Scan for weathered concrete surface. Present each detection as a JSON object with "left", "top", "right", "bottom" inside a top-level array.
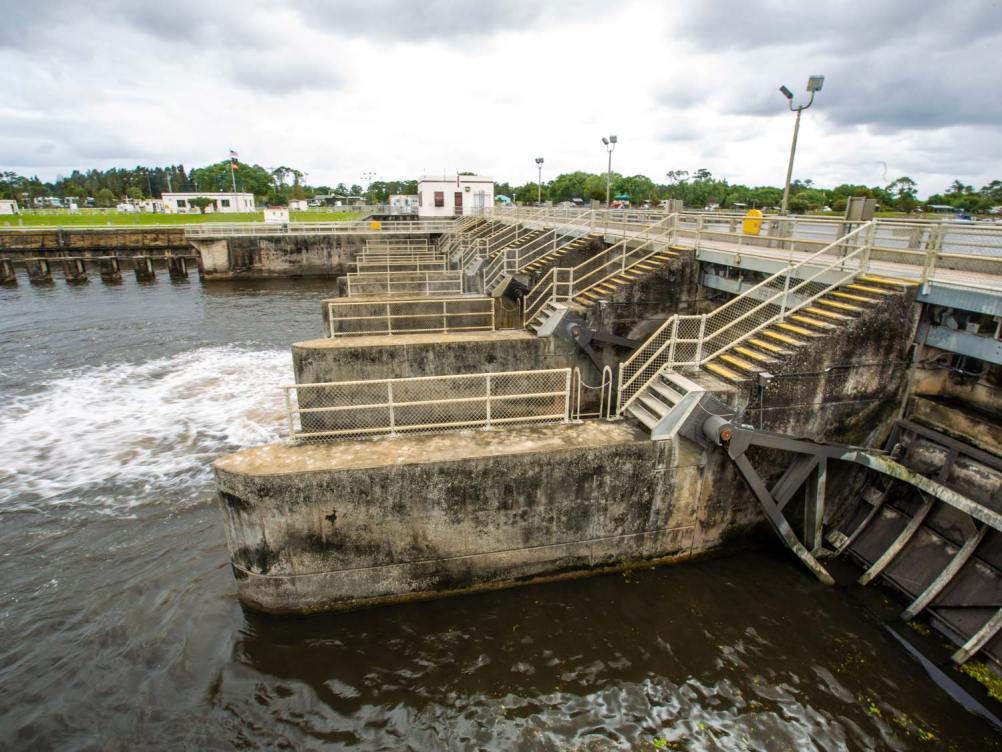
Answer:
[
  {"left": 215, "top": 269, "right": 922, "bottom": 615},
  {"left": 193, "top": 234, "right": 367, "bottom": 279},
  {"left": 584, "top": 251, "right": 698, "bottom": 344},
  {"left": 0, "top": 226, "right": 187, "bottom": 257},
  {"left": 909, "top": 396, "right": 1002, "bottom": 458},
  {"left": 293, "top": 330, "right": 584, "bottom": 384},
  {"left": 215, "top": 421, "right": 709, "bottom": 614}
]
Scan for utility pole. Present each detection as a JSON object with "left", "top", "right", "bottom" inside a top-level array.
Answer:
[
  {"left": 602, "top": 135, "right": 618, "bottom": 206},
  {"left": 535, "top": 157, "right": 544, "bottom": 204},
  {"left": 779, "top": 76, "right": 824, "bottom": 214}
]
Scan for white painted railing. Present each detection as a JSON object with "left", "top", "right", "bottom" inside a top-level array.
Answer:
[
  {"left": 522, "top": 214, "right": 680, "bottom": 324},
  {"left": 355, "top": 260, "right": 447, "bottom": 273},
  {"left": 345, "top": 270, "right": 464, "bottom": 297},
  {"left": 326, "top": 297, "right": 495, "bottom": 337},
  {"left": 285, "top": 368, "right": 573, "bottom": 441},
  {"left": 616, "top": 221, "right": 877, "bottom": 414},
  {"left": 185, "top": 219, "right": 458, "bottom": 238}
]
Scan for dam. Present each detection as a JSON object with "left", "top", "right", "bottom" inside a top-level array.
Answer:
[{"left": 209, "top": 206, "right": 1002, "bottom": 676}]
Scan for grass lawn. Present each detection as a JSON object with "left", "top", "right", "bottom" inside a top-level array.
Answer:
[{"left": 0, "top": 210, "right": 365, "bottom": 228}]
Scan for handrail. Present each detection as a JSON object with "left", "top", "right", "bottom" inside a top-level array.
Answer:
[
  {"left": 285, "top": 367, "right": 573, "bottom": 441},
  {"left": 615, "top": 221, "right": 876, "bottom": 414},
  {"left": 326, "top": 296, "right": 495, "bottom": 337}
]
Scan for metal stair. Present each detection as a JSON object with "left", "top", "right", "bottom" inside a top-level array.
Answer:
[
  {"left": 521, "top": 233, "right": 602, "bottom": 274},
  {"left": 700, "top": 275, "right": 916, "bottom": 385},
  {"left": 572, "top": 250, "right": 679, "bottom": 305}
]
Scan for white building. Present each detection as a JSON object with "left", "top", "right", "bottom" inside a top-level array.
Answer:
[
  {"left": 162, "top": 192, "right": 255, "bottom": 214},
  {"left": 417, "top": 175, "right": 493, "bottom": 218},
  {"left": 288, "top": 199, "right": 308, "bottom": 211},
  {"left": 138, "top": 198, "right": 165, "bottom": 213},
  {"left": 389, "top": 194, "right": 419, "bottom": 214},
  {"left": 263, "top": 206, "right": 290, "bottom": 224},
  {"left": 0, "top": 199, "right": 20, "bottom": 215}
]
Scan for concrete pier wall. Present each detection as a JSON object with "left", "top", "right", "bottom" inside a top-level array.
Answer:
[
  {"left": 193, "top": 233, "right": 436, "bottom": 280},
  {"left": 214, "top": 267, "right": 921, "bottom": 614},
  {"left": 293, "top": 330, "right": 584, "bottom": 385},
  {"left": 215, "top": 422, "right": 707, "bottom": 614}
]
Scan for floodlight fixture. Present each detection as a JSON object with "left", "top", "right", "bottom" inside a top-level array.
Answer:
[
  {"left": 602, "top": 137, "right": 609, "bottom": 145},
  {"left": 535, "top": 157, "right": 544, "bottom": 165},
  {"left": 610, "top": 135, "right": 618, "bottom": 144},
  {"left": 807, "top": 75, "right": 825, "bottom": 92},
  {"left": 779, "top": 85, "right": 794, "bottom": 100}
]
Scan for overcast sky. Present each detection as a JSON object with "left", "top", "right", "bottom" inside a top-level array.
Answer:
[{"left": 2, "top": 0, "right": 1001, "bottom": 196}]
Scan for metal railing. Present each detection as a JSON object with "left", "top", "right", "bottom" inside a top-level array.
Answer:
[
  {"left": 486, "top": 207, "right": 1002, "bottom": 294},
  {"left": 522, "top": 214, "right": 679, "bottom": 324},
  {"left": 285, "top": 368, "right": 573, "bottom": 441},
  {"left": 344, "top": 270, "right": 464, "bottom": 297},
  {"left": 326, "top": 297, "right": 495, "bottom": 336},
  {"left": 185, "top": 218, "right": 458, "bottom": 238},
  {"left": 616, "top": 221, "right": 876, "bottom": 413},
  {"left": 355, "top": 259, "right": 447, "bottom": 273}
]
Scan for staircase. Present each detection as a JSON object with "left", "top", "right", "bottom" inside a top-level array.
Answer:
[
  {"left": 622, "top": 274, "right": 917, "bottom": 433},
  {"left": 572, "top": 250, "right": 679, "bottom": 305},
  {"left": 700, "top": 275, "right": 915, "bottom": 385},
  {"left": 521, "top": 233, "right": 602, "bottom": 274}
]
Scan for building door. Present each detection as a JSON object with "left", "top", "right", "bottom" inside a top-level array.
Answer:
[{"left": 454, "top": 191, "right": 463, "bottom": 216}]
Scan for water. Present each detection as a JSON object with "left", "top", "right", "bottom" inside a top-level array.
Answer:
[{"left": 1, "top": 275, "right": 999, "bottom": 751}]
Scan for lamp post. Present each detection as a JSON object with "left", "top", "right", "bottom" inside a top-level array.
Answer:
[
  {"left": 601, "top": 135, "right": 617, "bottom": 206},
  {"left": 779, "top": 76, "right": 824, "bottom": 214},
  {"left": 534, "top": 157, "right": 544, "bottom": 204}
]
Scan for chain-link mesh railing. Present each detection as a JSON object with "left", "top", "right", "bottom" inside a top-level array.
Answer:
[
  {"left": 286, "top": 368, "right": 573, "bottom": 441},
  {"left": 327, "top": 297, "right": 495, "bottom": 336},
  {"left": 616, "top": 222, "right": 874, "bottom": 413},
  {"left": 345, "top": 270, "right": 464, "bottom": 297}
]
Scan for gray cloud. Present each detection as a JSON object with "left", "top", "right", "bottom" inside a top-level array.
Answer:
[{"left": 662, "top": 1, "right": 1002, "bottom": 131}]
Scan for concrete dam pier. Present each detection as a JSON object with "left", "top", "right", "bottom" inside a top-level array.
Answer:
[{"left": 215, "top": 209, "right": 1002, "bottom": 670}]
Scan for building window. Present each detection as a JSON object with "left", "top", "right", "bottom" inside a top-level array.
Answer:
[
  {"left": 220, "top": 199, "right": 230, "bottom": 207},
  {"left": 434, "top": 191, "right": 444, "bottom": 207},
  {"left": 176, "top": 199, "right": 187, "bottom": 208}
]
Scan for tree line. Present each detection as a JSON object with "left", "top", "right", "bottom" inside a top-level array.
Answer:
[
  {"left": 3, "top": 162, "right": 1001, "bottom": 214},
  {"left": 498, "top": 170, "right": 1002, "bottom": 214}
]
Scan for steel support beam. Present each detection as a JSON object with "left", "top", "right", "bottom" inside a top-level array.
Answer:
[{"left": 902, "top": 524, "right": 988, "bottom": 621}]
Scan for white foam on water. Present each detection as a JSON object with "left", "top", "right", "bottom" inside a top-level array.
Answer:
[{"left": 0, "top": 345, "right": 291, "bottom": 514}]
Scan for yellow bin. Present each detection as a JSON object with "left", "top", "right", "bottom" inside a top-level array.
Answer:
[
  {"left": 742, "top": 209, "right": 763, "bottom": 235},
  {"left": 370, "top": 220, "right": 382, "bottom": 231}
]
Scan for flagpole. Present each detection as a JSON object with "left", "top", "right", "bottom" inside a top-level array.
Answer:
[{"left": 229, "top": 149, "right": 238, "bottom": 215}]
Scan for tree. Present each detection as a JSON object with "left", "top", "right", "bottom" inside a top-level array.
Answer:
[
  {"left": 95, "top": 188, "right": 115, "bottom": 207},
  {"left": 188, "top": 197, "right": 214, "bottom": 213}
]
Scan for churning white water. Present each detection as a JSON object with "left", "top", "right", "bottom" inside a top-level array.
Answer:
[{"left": 0, "top": 345, "right": 291, "bottom": 513}]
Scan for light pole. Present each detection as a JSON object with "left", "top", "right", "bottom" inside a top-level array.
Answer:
[
  {"left": 779, "top": 75, "right": 824, "bottom": 214},
  {"left": 601, "top": 135, "right": 617, "bottom": 206},
  {"left": 534, "top": 157, "right": 544, "bottom": 204},
  {"left": 361, "top": 171, "right": 375, "bottom": 200}
]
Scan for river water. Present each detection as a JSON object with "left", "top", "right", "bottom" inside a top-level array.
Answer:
[{"left": 1, "top": 275, "right": 999, "bottom": 751}]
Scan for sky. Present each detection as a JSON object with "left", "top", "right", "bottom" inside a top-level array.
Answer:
[{"left": 2, "top": 0, "right": 1001, "bottom": 196}]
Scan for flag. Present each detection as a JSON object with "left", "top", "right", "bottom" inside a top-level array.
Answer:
[{"left": 229, "top": 149, "right": 239, "bottom": 171}]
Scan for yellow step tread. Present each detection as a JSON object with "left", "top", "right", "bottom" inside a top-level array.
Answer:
[
  {"left": 804, "top": 305, "right": 852, "bottom": 321},
  {"left": 861, "top": 274, "right": 920, "bottom": 288},
  {"left": 718, "top": 353, "right": 762, "bottom": 372},
  {"left": 790, "top": 314, "right": 837, "bottom": 330},
  {"left": 830, "top": 291, "right": 874, "bottom": 303},
  {"left": 817, "top": 298, "right": 863, "bottom": 312},
  {"left": 746, "top": 337, "right": 790, "bottom": 354},
  {"left": 761, "top": 329, "right": 805, "bottom": 346},
  {"left": 703, "top": 361, "right": 747, "bottom": 382},
  {"left": 733, "top": 345, "right": 777, "bottom": 363},
  {"left": 775, "top": 321, "right": 823, "bottom": 337}
]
